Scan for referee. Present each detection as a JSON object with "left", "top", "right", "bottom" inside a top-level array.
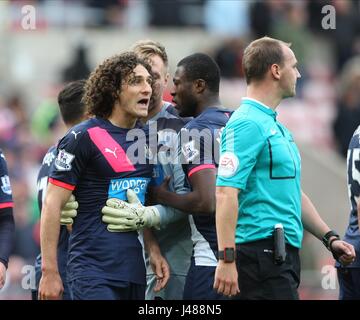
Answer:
[{"left": 213, "top": 36, "right": 356, "bottom": 300}]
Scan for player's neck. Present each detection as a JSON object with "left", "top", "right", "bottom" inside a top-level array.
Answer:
[
  {"left": 142, "top": 100, "right": 164, "bottom": 122},
  {"left": 108, "top": 107, "right": 137, "bottom": 129},
  {"left": 195, "top": 96, "right": 221, "bottom": 116},
  {"left": 246, "top": 83, "right": 282, "bottom": 110}
]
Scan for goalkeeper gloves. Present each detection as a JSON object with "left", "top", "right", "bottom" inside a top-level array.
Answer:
[
  {"left": 60, "top": 194, "right": 78, "bottom": 225},
  {"left": 101, "top": 189, "right": 160, "bottom": 232}
]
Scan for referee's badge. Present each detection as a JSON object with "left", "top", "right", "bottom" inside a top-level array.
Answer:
[{"left": 218, "top": 152, "right": 239, "bottom": 178}]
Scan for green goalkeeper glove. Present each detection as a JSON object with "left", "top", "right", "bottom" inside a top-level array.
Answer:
[
  {"left": 101, "top": 189, "right": 160, "bottom": 232},
  {"left": 60, "top": 194, "right": 78, "bottom": 225}
]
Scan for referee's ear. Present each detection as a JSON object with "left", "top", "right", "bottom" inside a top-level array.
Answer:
[{"left": 270, "top": 63, "right": 281, "bottom": 81}]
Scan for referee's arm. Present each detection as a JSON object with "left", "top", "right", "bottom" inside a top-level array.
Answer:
[
  {"left": 301, "top": 191, "right": 355, "bottom": 265},
  {"left": 213, "top": 186, "right": 240, "bottom": 297}
]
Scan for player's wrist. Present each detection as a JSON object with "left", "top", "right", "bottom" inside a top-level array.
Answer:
[
  {"left": 41, "top": 265, "right": 59, "bottom": 275},
  {"left": 329, "top": 237, "right": 341, "bottom": 250},
  {"left": 218, "top": 247, "right": 236, "bottom": 263},
  {"left": 145, "top": 206, "right": 160, "bottom": 229}
]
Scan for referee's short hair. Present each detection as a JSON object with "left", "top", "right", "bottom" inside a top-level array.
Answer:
[{"left": 243, "top": 36, "right": 291, "bottom": 84}]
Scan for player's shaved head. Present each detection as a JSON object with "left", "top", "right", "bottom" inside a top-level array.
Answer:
[{"left": 177, "top": 53, "right": 220, "bottom": 94}]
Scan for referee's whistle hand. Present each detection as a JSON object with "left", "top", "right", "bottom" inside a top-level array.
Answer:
[
  {"left": 213, "top": 262, "right": 240, "bottom": 297},
  {"left": 38, "top": 271, "right": 64, "bottom": 300}
]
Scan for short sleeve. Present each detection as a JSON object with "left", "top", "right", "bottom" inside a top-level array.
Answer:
[
  {"left": 49, "top": 128, "right": 91, "bottom": 190},
  {"left": 180, "top": 127, "right": 216, "bottom": 178},
  {"left": 216, "top": 119, "right": 265, "bottom": 190}
]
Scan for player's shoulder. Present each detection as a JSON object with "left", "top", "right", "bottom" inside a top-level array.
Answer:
[
  {"left": 349, "top": 125, "right": 360, "bottom": 149},
  {"left": 163, "top": 103, "right": 191, "bottom": 123},
  {"left": 189, "top": 107, "right": 231, "bottom": 130},
  {"left": 60, "top": 118, "right": 97, "bottom": 145},
  {"left": 41, "top": 145, "right": 57, "bottom": 167},
  {"left": 0, "top": 149, "right": 8, "bottom": 172},
  {"left": 157, "top": 106, "right": 189, "bottom": 132},
  {"left": 46, "top": 144, "right": 57, "bottom": 154},
  {"left": 69, "top": 118, "right": 96, "bottom": 135},
  {"left": 0, "top": 149, "right": 5, "bottom": 161}
]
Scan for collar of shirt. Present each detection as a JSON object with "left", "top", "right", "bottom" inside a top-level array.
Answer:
[
  {"left": 148, "top": 102, "right": 173, "bottom": 122},
  {"left": 241, "top": 97, "right": 277, "bottom": 120}
]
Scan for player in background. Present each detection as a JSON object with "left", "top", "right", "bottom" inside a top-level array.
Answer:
[
  {"left": 32, "top": 80, "right": 87, "bottom": 300},
  {"left": 39, "top": 52, "right": 169, "bottom": 300},
  {"left": 337, "top": 125, "right": 360, "bottom": 299},
  {"left": 0, "top": 150, "right": 15, "bottom": 289}
]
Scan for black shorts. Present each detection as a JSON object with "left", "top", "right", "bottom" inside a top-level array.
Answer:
[{"left": 235, "top": 238, "right": 300, "bottom": 300}]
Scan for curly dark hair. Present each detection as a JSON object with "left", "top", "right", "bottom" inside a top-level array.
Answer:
[{"left": 83, "top": 51, "right": 153, "bottom": 118}]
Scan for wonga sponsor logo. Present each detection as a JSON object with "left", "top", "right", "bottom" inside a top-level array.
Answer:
[{"left": 108, "top": 177, "right": 150, "bottom": 204}]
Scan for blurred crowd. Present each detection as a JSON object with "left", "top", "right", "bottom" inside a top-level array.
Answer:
[{"left": 0, "top": 0, "right": 360, "bottom": 299}]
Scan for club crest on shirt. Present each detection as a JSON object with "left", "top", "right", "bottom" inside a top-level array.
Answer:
[
  {"left": 55, "top": 149, "right": 75, "bottom": 171},
  {"left": 1, "top": 175, "right": 12, "bottom": 195},
  {"left": 218, "top": 152, "right": 239, "bottom": 178},
  {"left": 182, "top": 140, "right": 199, "bottom": 162}
]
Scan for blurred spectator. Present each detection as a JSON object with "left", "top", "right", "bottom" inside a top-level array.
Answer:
[
  {"left": 204, "top": 0, "right": 249, "bottom": 37},
  {"left": 329, "top": 0, "right": 360, "bottom": 71},
  {"left": 11, "top": 178, "right": 39, "bottom": 262},
  {"left": 0, "top": 255, "right": 30, "bottom": 300},
  {"left": 307, "top": 0, "right": 331, "bottom": 34},
  {"left": 81, "top": 0, "right": 127, "bottom": 27},
  {"left": 30, "top": 98, "right": 59, "bottom": 146},
  {"left": 213, "top": 38, "right": 245, "bottom": 79},
  {"left": 271, "top": 1, "right": 311, "bottom": 95},
  {"left": 148, "top": 0, "right": 185, "bottom": 27},
  {"left": 148, "top": 0, "right": 205, "bottom": 27},
  {"left": 249, "top": 1, "right": 273, "bottom": 38},
  {"left": 62, "top": 44, "right": 91, "bottom": 83},
  {"left": 333, "top": 56, "right": 360, "bottom": 157}
]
